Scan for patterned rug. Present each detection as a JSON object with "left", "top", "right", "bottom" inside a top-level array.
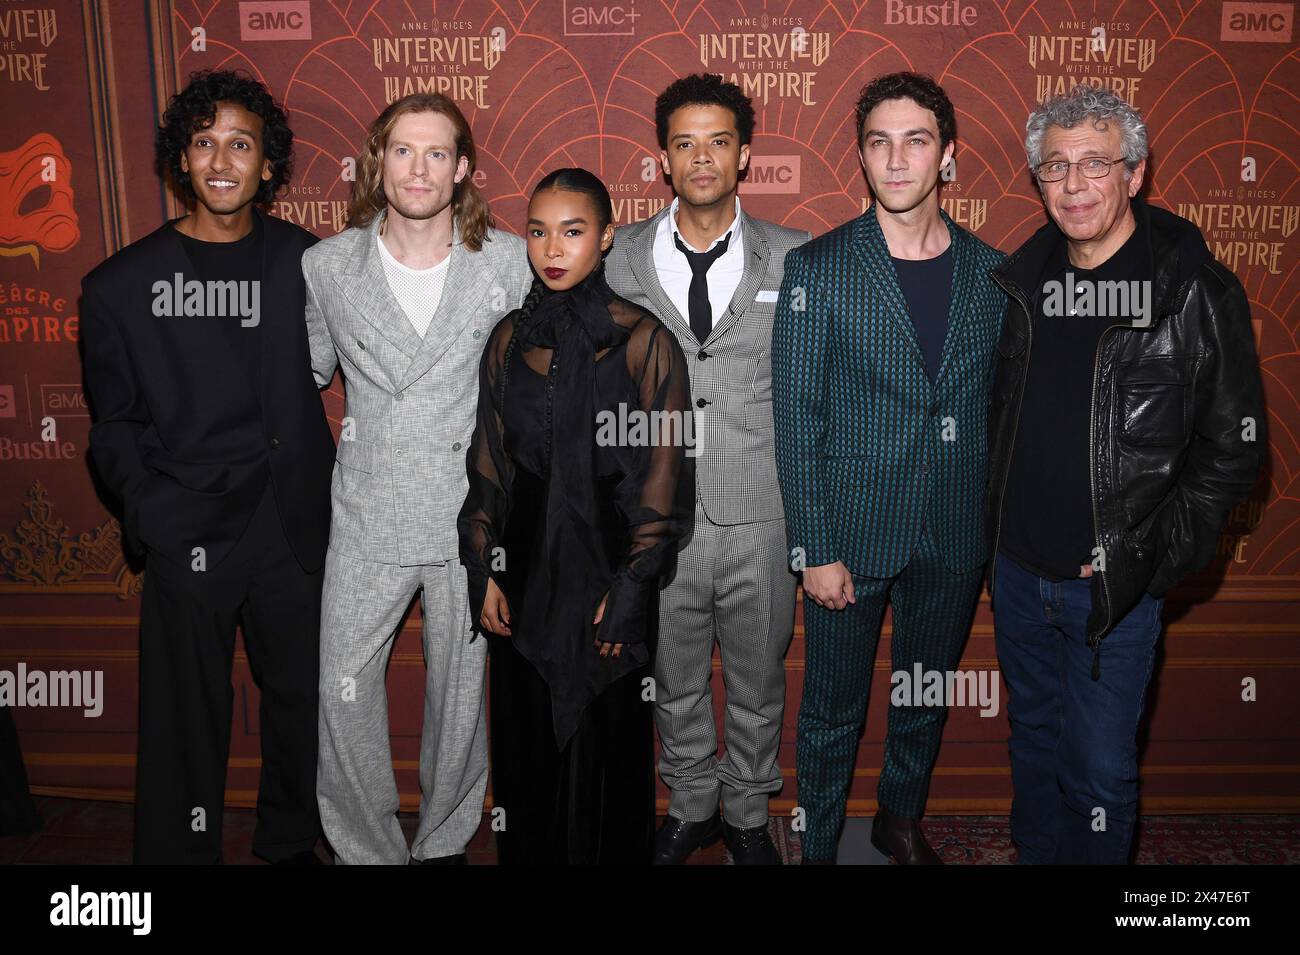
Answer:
[
  {"left": 758, "top": 815, "right": 1300, "bottom": 865},
  {"left": 2, "top": 798, "right": 1296, "bottom": 863}
]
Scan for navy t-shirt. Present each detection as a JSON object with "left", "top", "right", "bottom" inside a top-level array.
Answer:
[{"left": 892, "top": 246, "right": 953, "bottom": 382}]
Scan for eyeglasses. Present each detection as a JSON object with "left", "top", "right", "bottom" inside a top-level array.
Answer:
[{"left": 1034, "top": 157, "right": 1126, "bottom": 182}]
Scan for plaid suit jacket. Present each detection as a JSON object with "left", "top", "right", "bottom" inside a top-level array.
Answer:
[{"left": 606, "top": 207, "right": 812, "bottom": 525}]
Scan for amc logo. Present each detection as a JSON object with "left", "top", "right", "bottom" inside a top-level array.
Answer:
[
  {"left": 740, "top": 156, "right": 801, "bottom": 195},
  {"left": 1221, "top": 2, "right": 1293, "bottom": 41},
  {"left": 564, "top": 0, "right": 640, "bottom": 36},
  {"left": 41, "top": 383, "right": 88, "bottom": 417},
  {"left": 239, "top": 1, "right": 312, "bottom": 41}
]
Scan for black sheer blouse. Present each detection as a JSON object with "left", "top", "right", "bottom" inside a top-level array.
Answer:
[{"left": 457, "top": 262, "right": 695, "bottom": 747}]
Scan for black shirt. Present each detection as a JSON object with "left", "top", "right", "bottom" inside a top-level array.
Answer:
[
  {"left": 175, "top": 215, "right": 265, "bottom": 387},
  {"left": 999, "top": 218, "right": 1147, "bottom": 581},
  {"left": 893, "top": 245, "right": 953, "bottom": 382},
  {"left": 173, "top": 215, "right": 268, "bottom": 498}
]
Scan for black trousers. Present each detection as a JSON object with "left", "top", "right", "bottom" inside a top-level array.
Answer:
[
  {"left": 487, "top": 633, "right": 654, "bottom": 864},
  {"left": 134, "top": 480, "right": 322, "bottom": 864},
  {"left": 0, "top": 704, "right": 40, "bottom": 836}
]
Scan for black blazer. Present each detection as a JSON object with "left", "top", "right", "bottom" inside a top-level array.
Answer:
[{"left": 81, "top": 207, "right": 334, "bottom": 573}]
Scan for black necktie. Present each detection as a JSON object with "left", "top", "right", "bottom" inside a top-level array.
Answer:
[{"left": 674, "top": 229, "right": 731, "bottom": 344}]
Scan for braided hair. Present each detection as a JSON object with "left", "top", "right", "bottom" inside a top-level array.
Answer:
[
  {"left": 498, "top": 168, "right": 614, "bottom": 406},
  {"left": 497, "top": 275, "right": 546, "bottom": 406}
]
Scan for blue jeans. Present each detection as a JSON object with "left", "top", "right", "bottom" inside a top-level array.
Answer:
[{"left": 992, "top": 551, "right": 1163, "bottom": 864}]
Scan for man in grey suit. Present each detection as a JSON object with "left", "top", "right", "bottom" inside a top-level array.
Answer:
[
  {"left": 605, "top": 74, "right": 810, "bottom": 865},
  {"left": 303, "top": 94, "right": 531, "bottom": 864}
]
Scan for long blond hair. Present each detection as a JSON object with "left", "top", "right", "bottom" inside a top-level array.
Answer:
[{"left": 346, "top": 94, "right": 494, "bottom": 250}]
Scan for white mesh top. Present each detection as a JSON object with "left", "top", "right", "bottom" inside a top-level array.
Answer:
[{"left": 375, "top": 232, "right": 452, "bottom": 338}]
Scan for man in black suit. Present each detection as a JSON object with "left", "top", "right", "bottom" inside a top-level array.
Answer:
[{"left": 81, "top": 70, "right": 334, "bottom": 864}]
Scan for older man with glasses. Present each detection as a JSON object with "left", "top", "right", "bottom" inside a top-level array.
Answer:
[{"left": 984, "top": 85, "right": 1264, "bottom": 864}]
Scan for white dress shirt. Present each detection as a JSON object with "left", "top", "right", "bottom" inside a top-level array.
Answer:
[{"left": 652, "top": 195, "right": 746, "bottom": 335}]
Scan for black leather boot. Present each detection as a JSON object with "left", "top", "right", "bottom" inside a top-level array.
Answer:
[{"left": 870, "top": 806, "right": 942, "bottom": 864}]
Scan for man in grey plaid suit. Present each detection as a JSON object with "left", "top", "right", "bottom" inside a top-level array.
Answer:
[
  {"left": 605, "top": 75, "right": 810, "bottom": 865},
  {"left": 303, "top": 95, "right": 531, "bottom": 864}
]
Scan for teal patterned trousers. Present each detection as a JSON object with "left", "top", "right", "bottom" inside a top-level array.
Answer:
[{"left": 796, "top": 522, "right": 984, "bottom": 861}]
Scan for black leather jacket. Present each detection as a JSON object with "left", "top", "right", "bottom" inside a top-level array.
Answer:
[{"left": 985, "top": 199, "right": 1265, "bottom": 675}]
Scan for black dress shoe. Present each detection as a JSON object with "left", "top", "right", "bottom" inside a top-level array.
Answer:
[
  {"left": 870, "top": 806, "right": 942, "bottom": 865},
  {"left": 722, "top": 820, "right": 782, "bottom": 865},
  {"left": 409, "top": 852, "right": 468, "bottom": 865},
  {"left": 654, "top": 812, "right": 723, "bottom": 865}
]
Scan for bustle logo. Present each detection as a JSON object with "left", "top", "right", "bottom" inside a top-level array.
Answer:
[
  {"left": 740, "top": 156, "right": 801, "bottom": 195},
  {"left": 564, "top": 0, "right": 640, "bottom": 36},
  {"left": 1221, "top": 2, "right": 1293, "bottom": 41},
  {"left": 882, "top": 1, "right": 978, "bottom": 26},
  {"left": 239, "top": 1, "right": 311, "bottom": 41}
]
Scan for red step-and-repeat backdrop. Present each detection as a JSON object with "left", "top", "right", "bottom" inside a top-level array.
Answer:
[{"left": 2, "top": 0, "right": 1297, "bottom": 814}]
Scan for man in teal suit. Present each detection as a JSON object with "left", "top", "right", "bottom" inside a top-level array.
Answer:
[{"left": 772, "top": 73, "right": 1006, "bottom": 864}]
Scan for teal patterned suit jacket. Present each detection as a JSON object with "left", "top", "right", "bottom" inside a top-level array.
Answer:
[{"left": 772, "top": 207, "right": 1007, "bottom": 578}]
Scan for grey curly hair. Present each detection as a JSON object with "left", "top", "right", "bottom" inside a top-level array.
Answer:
[{"left": 1025, "top": 84, "right": 1148, "bottom": 177}]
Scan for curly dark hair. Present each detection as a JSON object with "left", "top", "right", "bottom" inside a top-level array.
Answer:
[
  {"left": 853, "top": 72, "right": 956, "bottom": 149},
  {"left": 155, "top": 70, "right": 294, "bottom": 205},
  {"left": 654, "top": 73, "right": 755, "bottom": 150}
]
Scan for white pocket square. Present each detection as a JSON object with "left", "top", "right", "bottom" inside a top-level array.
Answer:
[{"left": 755, "top": 289, "right": 779, "bottom": 303}]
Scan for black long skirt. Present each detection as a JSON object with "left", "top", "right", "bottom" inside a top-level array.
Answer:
[{"left": 486, "top": 632, "right": 654, "bottom": 865}]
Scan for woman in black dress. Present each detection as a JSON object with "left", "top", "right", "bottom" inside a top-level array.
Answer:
[{"left": 458, "top": 168, "right": 694, "bottom": 864}]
